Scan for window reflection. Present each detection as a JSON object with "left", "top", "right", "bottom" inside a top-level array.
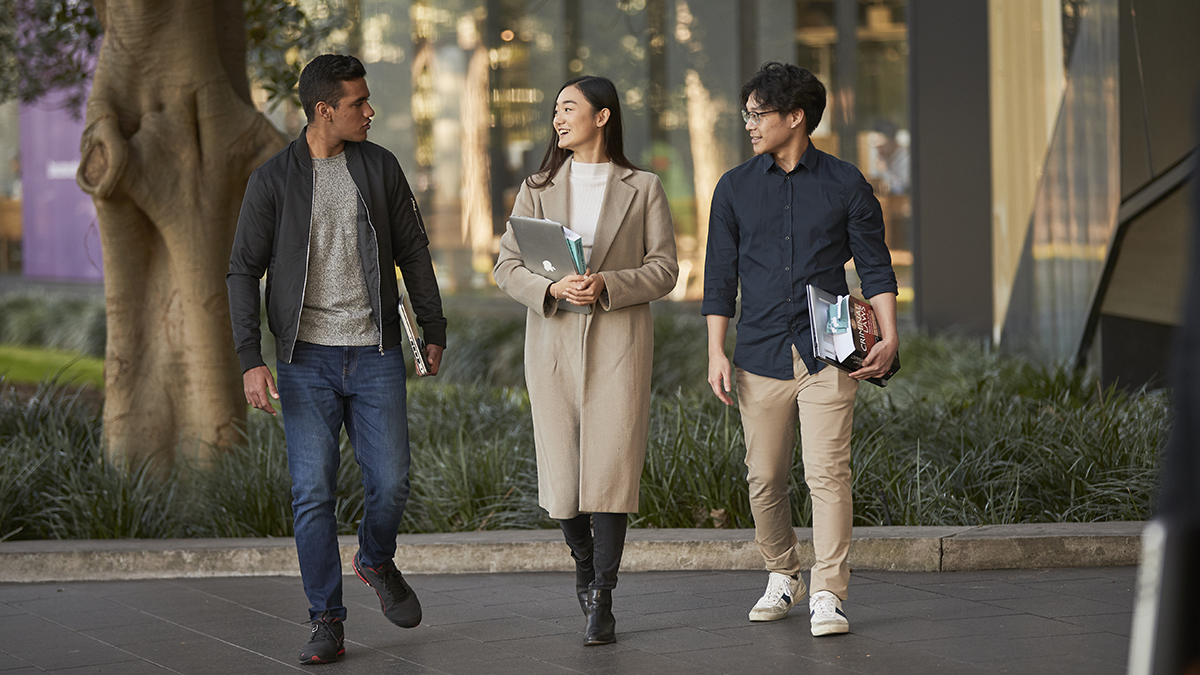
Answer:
[{"left": 261, "top": 0, "right": 913, "bottom": 306}]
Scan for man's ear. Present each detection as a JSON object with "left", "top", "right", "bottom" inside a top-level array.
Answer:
[
  {"left": 790, "top": 109, "right": 806, "bottom": 131},
  {"left": 314, "top": 101, "right": 332, "bottom": 123}
]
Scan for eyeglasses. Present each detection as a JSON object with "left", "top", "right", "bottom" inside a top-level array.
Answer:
[{"left": 741, "top": 109, "right": 779, "bottom": 125}]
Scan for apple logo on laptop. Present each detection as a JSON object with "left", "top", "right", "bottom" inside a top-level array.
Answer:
[{"left": 543, "top": 260, "right": 556, "bottom": 273}]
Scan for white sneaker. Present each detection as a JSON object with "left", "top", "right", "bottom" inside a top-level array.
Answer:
[
  {"left": 808, "top": 590, "right": 850, "bottom": 636},
  {"left": 748, "top": 572, "right": 805, "bottom": 622}
]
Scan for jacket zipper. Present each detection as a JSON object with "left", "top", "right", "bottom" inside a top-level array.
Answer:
[
  {"left": 360, "top": 189, "right": 385, "bottom": 355},
  {"left": 411, "top": 197, "right": 426, "bottom": 236},
  {"left": 288, "top": 168, "right": 317, "bottom": 363}
]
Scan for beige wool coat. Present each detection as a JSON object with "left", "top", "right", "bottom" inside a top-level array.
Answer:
[{"left": 493, "top": 159, "right": 679, "bottom": 519}]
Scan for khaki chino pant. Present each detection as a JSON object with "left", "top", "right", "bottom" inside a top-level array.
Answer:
[{"left": 736, "top": 348, "right": 858, "bottom": 600}]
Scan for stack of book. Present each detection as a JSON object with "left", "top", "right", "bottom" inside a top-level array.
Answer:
[{"left": 806, "top": 284, "right": 900, "bottom": 387}]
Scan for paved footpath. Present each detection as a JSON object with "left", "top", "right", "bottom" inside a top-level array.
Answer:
[{"left": 0, "top": 566, "right": 1133, "bottom": 674}]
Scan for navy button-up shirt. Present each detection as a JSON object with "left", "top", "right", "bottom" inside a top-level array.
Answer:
[{"left": 702, "top": 144, "right": 897, "bottom": 380}]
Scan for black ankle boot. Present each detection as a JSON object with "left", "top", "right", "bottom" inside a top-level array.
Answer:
[
  {"left": 584, "top": 589, "right": 616, "bottom": 645},
  {"left": 574, "top": 555, "right": 595, "bottom": 617}
]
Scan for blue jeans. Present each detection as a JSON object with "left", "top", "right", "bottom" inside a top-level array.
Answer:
[{"left": 277, "top": 342, "right": 412, "bottom": 621}]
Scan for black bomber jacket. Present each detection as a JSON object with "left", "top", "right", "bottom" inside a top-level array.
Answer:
[{"left": 227, "top": 128, "right": 446, "bottom": 373}]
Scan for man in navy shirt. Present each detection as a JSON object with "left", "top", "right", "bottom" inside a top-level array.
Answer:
[{"left": 703, "top": 63, "right": 898, "bottom": 637}]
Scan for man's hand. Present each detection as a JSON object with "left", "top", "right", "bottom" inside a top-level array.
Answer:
[
  {"left": 422, "top": 344, "right": 444, "bottom": 376},
  {"left": 706, "top": 314, "right": 735, "bottom": 405},
  {"left": 243, "top": 365, "right": 279, "bottom": 415},
  {"left": 708, "top": 353, "right": 735, "bottom": 406},
  {"left": 850, "top": 292, "right": 899, "bottom": 382},
  {"left": 564, "top": 270, "right": 605, "bottom": 306},
  {"left": 849, "top": 337, "right": 899, "bottom": 381}
]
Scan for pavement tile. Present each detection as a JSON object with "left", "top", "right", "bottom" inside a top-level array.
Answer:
[
  {"left": 546, "top": 649, "right": 721, "bottom": 675},
  {"left": 62, "top": 580, "right": 189, "bottom": 598},
  {"left": 610, "top": 572, "right": 719, "bottom": 597},
  {"left": 6, "top": 638, "right": 140, "bottom": 671},
  {"left": 612, "top": 590, "right": 725, "bottom": 615},
  {"left": 797, "top": 635, "right": 1000, "bottom": 675},
  {"left": 847, "top": 606, "right": 979, "bottom": 643},
  {"left": 119, "top": 635, "right": 298, "bottom": 674},
  {"left": 12, "top": 592, "right": 126, "bottom": 617},
  {"left": 843, "top": 582, "right": 945, "bottom": 605},
  {"left": 344, "top": 620, "right": 460, "bottom": 649},
  {"left": 653, "top": 605, "right": 761, "bottom": 631},
  {"left": 429, "top": 655, "right": 583, "bottom": 675},
  {"left": 488, "top": 631, "right": 634, "bottom": 660},
  {"left": 901, "top": 633, "right": 1063, "bottom": 666},
  {"left": 988, "top": 651, "right": 1123, "bottom": 675},
  {"left": 406, "top": 573, "right": 513, "bottom": 593},
  {"left": 668, "top": 644, "right": 850, "bottom": 674},
  {"left": 0, "top": 584, "right": 76, "bottom": 603},
  {"left": 416, "top": 599, "right": 520, "bottom": 626},
  {"left": 0, "top": 670, "right": 48, "bottom": 675},
  {"left": 1057, "top": 611, "right": 1133, "bottom": 636},
  {"left": 0, "top": 655, "right": 37, "bottom": 672},
  {"left": 694, "top": 587, "right": 768, "bottom": 608},
  {"left": 873, "top": 595, "right": 1023, "bottom": 621},
  {"left": 1019, "top": 576, "right": 1135, "bottom": 608},
  {"left": 923, "top": 580, "right": 1054, "bottom": 602},
  {"left": 1010, "top": 631, "right": 1129, "bottom": 666},
  {"left": 47, "top": 660, "right": 178, "bottom": 673},
  {"left": 377, "top": 637, "right": 523, "bottom": 670},
  {"left": 625, "top": 572, "right": 756, "bottom": 595},
  {"left": 940, "top": 613, "right": 1097, "bottom": 640},
  {"left": 440, "top": 583, "right": 565, "bottom": 607},
  {"left": 711, "top": 620, "right": 824, "bottom": 653},
  {"left": 987, "top": 593, "right": 1128, "bottom": 618},
  {"left": 615, "top": 626, "right": 748, "bottom": 655},
  {"left": 29, "top": 604, "right": 161, "bottom": 632},
  {"left": 502, "top": 596, "right": 588, "bottom": 621},
  {"left": 438, "top": 615, "right": 575, "bottom": 642},
  {"left": 0, "top": 602, "right": 26, "bottom": 617},
  {"left": 326, "top": 647, "right": 441, "bottom": 673},
  {"left": 606, "top": 609, "right": 685, "bottom": 634},
  {"left": 79, "top": 620, "right": 198, "bottom": 647}
]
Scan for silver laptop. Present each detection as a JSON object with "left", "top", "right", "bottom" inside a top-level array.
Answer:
[{"left": 509, "top": 216, "right": 592, "bottom": 314}]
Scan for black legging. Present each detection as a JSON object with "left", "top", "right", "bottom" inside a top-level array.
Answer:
[{"left": 558, "top": 513, "right": 628, "bottom": 591}]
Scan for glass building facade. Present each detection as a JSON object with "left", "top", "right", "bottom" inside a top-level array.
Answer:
[{"left": 257, "top": 0, "right": 913, "bottom": 301}]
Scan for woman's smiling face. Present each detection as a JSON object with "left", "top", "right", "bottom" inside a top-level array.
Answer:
[{"left": 553, "top": 85, "right": 606, "bottom": 153}]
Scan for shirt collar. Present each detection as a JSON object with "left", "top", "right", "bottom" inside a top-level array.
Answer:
[{"left": 759, "top": 142, "right": 819, "bottom": 175}]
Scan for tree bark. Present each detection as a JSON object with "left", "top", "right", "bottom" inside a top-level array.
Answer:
[{"left": 76, "top": 0, "right": 287, "bottom": 465}]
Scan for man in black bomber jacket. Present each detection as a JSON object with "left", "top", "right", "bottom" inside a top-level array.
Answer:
[{"left": 227, "top": 55, "right": 445, "bottom": 666}]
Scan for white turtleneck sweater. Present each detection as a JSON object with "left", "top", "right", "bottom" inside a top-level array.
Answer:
[{"left": 568, "top": 161, "right": 610, "bottom": 266}]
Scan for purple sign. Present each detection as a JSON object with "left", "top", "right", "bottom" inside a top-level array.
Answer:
[{"left": 19, "top": 96, "right": 103, "bottom": 281}]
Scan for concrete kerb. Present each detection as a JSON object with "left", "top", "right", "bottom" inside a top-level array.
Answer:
[{"left": 0, "top": 522, "right": 1145, "bottom": 583}]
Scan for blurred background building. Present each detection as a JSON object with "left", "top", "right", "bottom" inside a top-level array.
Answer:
[{"left": 1, "top": 0, "right": 1195, "bottom": 388}]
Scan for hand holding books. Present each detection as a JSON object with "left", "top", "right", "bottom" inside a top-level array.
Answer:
[
  {"left": 807, "top": 285, "right": 900, "bottom": 387},
  {"left": 510, "top": 216, "right": 595, "bottom": 314},
  {"left": 550, "top": 268, "right": 606, "bottom": 306}
]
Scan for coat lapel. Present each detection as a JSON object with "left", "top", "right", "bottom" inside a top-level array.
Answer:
[
  {"left": 588, "top": 164, "right": 636, "bottom": 272},
  {"left": 540, "top": 158, "right": 570, "bottom": 224}
]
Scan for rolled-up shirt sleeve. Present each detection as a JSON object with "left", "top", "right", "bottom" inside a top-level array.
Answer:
[
  {"left": 702, "top": 176, "right": 740, "bottom": 317},
  {"left": 844, "top": 176, "right": 898, "bottom": 300}
]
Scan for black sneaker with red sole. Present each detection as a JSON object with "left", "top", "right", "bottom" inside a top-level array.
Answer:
[
  {"left": 300, "top": 612, "right": 344, "bottom": 665},
  {"left": 353, "top": 551, "right": 422, "bottom": 628}
]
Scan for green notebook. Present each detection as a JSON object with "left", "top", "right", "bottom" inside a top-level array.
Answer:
[{"left": 563, "top": 228, "right": 586, "bottom": 274}]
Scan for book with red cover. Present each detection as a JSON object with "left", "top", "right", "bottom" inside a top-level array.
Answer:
[{"left": 806, "top": 284, "right": 900, "bottom": 387}]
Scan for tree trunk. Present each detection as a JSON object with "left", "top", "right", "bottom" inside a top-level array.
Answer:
[{"left": 76, "top": 0, "right": 287, "bottom": 465}]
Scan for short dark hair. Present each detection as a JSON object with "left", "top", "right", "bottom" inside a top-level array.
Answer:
[
  {"left": 299, "top": 55, "right": 367, "bottom": 122},
  {"left": 740, "top": 62, "right": 826, "bottom": 136}
]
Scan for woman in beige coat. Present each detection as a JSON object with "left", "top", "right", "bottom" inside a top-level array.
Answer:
[{"left": 493, "top": 76, "right": 678, "bottom": 646}]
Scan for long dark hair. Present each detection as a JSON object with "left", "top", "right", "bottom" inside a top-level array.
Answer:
[{"left": 526, "top": 76, "right": 640, "bottom": 189}]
